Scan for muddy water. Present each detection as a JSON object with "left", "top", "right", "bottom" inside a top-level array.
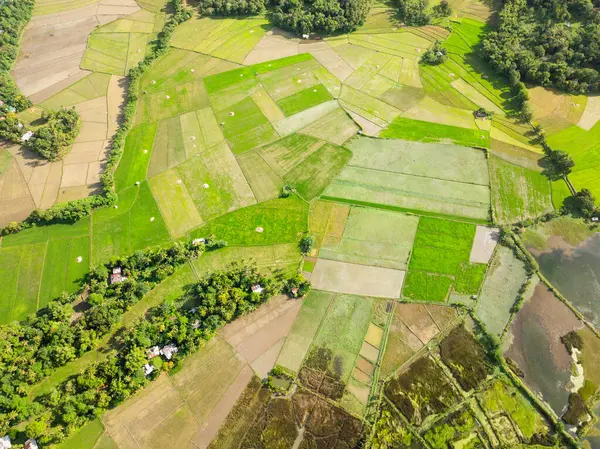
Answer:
[
  {"left": 529, "top": 233, "right": 600, "bottom": 328},
  {"left": 505, "top": 284, "right": 584, "bottom": 415}
]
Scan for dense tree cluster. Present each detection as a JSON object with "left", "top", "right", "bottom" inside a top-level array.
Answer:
[
  {"left": 271, "top": 0, "right": 371, "bottom": 35},
  {"left": 6, "top": 262, "right": 309, "bottom": 444},
  {"left": 421, "top": 41, "right": 448, "bottom": 65},
  {"left": 483, "top": 0, "right": 600, "bottom": 93},
  {"left": 196, "top": 0, "right": 265, "bottom": 16},
  {"left": 0, "top": 0, "right": 35, "bottom": 112},
  {"left": 397, "top": 0, "right": 430, "bottom": 26},
  {"left": 0, "top": 242, "right": 204, "bottom": 435},
  {"left": 26, "top": 108, "right": 82, "bottom": 161}
]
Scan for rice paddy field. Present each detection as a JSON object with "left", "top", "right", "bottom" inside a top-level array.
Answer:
[{"left": 3, "top": 0, "right": 600, "bottom": 447}]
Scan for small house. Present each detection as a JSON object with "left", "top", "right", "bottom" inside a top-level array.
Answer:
[
  {"left": 24, "top": 440, "right": 38, "bottom": 449},
  {"left": 192, "top": 238, "right": 206, "bottom": 246},
  {"left": 251, "top": 284, "right": 264, "bottom": 294},
  {"left": 0, "top": 435, "right": 12, "bottom": 449},
  {"left": 147, "top": 346, "right": 161, "bottom": 359},
  {"left": 143, "top": 363, "right": 155, "bottom": 377},
  {"left": 161, "top": 344, "right": 178, "bottom": 360},
  {"left": 192, "top": 319, "right": 200, "bottom": 329},
  {"left": 110, "top": 267, "right": 128, "bottom": 284},
  {"left": 21, "top": 131, "right": 33, "bottom": 142},
  {"left": 592, "top": 217, "right": 599, "bottom": 222}
]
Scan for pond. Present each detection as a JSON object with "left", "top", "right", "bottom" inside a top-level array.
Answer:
[
  {"left": 504, "top": 283, "right": 584, "bottom": 416},
  {"left": 528, "top": 233, "right": 600, "bottom": 328}
]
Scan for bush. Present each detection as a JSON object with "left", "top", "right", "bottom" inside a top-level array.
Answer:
[
  {"left": 421, "top": 41, "right": 447, "bottom": 65},
  {"left": 572, "top": 189, "right": 597, "bottom": 218},
  {"left": 397, "top": 0, "right": 430, "bottom": 26},
  {"left": 26, "top": 108, "right": 81, "bottom": 161},
  {"left": 272, "top": 0, "right": 370, "bottom": 35}
]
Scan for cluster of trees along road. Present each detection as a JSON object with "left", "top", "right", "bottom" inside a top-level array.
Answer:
[{"left": 0, "top": 239, "right": 309, "bottom": 444}]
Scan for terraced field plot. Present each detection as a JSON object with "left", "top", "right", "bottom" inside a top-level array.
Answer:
[
  {"left": 292, "top": 293, "right": 393, "bottom": 415},
  {"left": 490, "top": 156, "right": 554, "bottom": 224},
  {"left": 323, "top": 137, "right": 491, "bottom": 221},
  {"left": 404, "top": 217, "right": 487, "bottom": 302},
  {"left": 313, "top": 203, "right": 419, "bottom": 270}
]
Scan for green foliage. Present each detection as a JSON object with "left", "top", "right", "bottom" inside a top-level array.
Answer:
[
  {"left": 543, "top": 149, "right": 575, "bottom": 180},
  {"left": 403, "top": 271, "right": 453, "bottom": 302},
  {"left": 284, "top": 274, "right": 311, "bottom": 297},
  {"left": 196, "top": 0, "right": 265, "bottom": 16},
  {"left": 299, "top": 235, "right": 314, "bottom": 255},
  {"left": 23, "top": 262, "right": 291, "bottom": 444},
  {"left": 380, "top": 117, "right": 490, "bottom": 148},
  {"left": 272, "top": 0, "right": 370, "bottom": 34},
  {"left": 26, "top": 108, "right": 82, "bottom": 161},
  {"left": 571, "top": 188, "right": 597, "bottom": 218},
  {"left": 482, "top": 0, "right": 600, "bottom": 93},
  {"left": 397, "top": 0, "right": 431, "bottom": 26},
  {"left": 421, "top": 41, "right": 448, "bottom": 65},
  {"left": 370, "top": 410, "right": 414, "bottom": 449},
  {"left": 432, "top": 0, "right": 451, "bottom": 17},
  {"left": 0, "top": 0, "right": 34, "bottom": 111},
  {"left": 0, "top": 241, "right": 204, "bottom": 435}
]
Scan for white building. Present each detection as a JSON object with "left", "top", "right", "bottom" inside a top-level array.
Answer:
[
  {"left": 161, "top": 344, "right": 178, "bottom": 360},
  {"left": 251, "top": 284, "right": 264, "bottom": 294},
  {"left": 147, "top": 346, "right": 161, "bottom": 359},
  {"left": 24, "top": 439, "right": 38, "bottom": 449},
  {"left": 143, "top": 363, "right": 155, "bottom": 377},
  {"left": 0, "top": 435, "right": 12, "bottom": 449}
]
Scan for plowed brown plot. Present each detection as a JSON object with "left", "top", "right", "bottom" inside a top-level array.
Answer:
[
  {"left": 219, "top": 295, "right": 302, "bottom": 378},
  {"left": 380, "top": 303, "right": 459, "bottom": 378}
]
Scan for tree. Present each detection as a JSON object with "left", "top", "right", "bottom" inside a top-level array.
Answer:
[
  {"left": 397, "top": 0, "right": 430, "bottom": 25},
  {"left": 421, "top": 41, "right": 447, "bottom": 65},
  {"left": 26, "top": 108, "right": 82, "bottom": 161},
  {"left": 432, "top": 0, "right": 451, "bottom": 17},
  {"left": 573, "top": 189, "right": 597, "bottom": 218},
  {"left": 548, "top": 149, "right": 575, "bottom": 177},
  {"left": 299, "top": 235, "right": 314, "bottom": 255}
]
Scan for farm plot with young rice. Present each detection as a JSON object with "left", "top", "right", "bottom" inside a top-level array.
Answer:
[{"left": 323, "top": 137, "right": 491, "bottom": 221}]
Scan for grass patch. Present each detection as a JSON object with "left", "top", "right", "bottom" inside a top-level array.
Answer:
[
  {"left": 189, "top": 195, "right": 308, "bottom": 246},
  {"left": 402, "top": 271, "right": 453, "bottom": 302},
  {"left": 92, "top": 183, "right": 170, "bottom": 264},
  {"left": 191, "top": 243, "right": 301, "bottom": 277},
  {"left": 381, "top": 116, "right": 490, "bottom": 147},
  {"left": 114, "top": 122, "right": 158, "bottom": 191},
  {"left": 56, "top": 418, "right": 104, "bottom": 449},
  {"left": 277, "top": 84, "right": 333, "bottom": 116},
  {"left": 319, "top": 206, "right": 419, "bottom": 270},
  {"left": 490, "top": 156, "right": 553, "bottom": 224},
  {"left": 409, "top": 217, "right": 476, "bottom": 276}
]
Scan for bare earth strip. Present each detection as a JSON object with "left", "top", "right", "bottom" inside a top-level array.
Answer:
[
  {"left": 469, "top": 226, "right": 500, "bottom": 264},
  {"left": 311, "top": 259, "right": 405, "bottom": 298},
  {"left": 577, "top": 95, "right": 600, "bottom": 131}
]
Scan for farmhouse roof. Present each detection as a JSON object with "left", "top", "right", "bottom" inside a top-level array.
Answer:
[
  {"left": 0, "top": 435, "right": 12, "bottom": 449},
  {"left": 112, "top": 267, "right": 122, "bottom": 274},
  {"left": 252, "top": 284, "right": 264, "bottom": 294},
  {"left": 161, "top": 344, "right": 178, "bottom": 360},
  {"left": 143, "top": 363, "right": 155, "bottom": 377},
  {"left": 147, "top": 346, "right": 161, "bottom": 359},
  {"left": 24, "top": 439, "right": 38, "bottom": 449}
]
